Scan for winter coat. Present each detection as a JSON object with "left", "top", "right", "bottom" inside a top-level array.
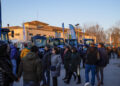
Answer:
[
  {"left": 51, "top": 54, "right": 62, "bottom": 77},
  {"left": 97, "top": 48, "right": 108, "bottom": 67},
  {"left": 20, "top": 48, "right": 30, "bottom": 58},
  {"left": 0, "top": 57, "right": 17, "bottom": 86},
  {"left": 86, "top": 47, "right": 98, "bottom": 65},
  {"left": 63, "top": 51, "right": 71, "bottom": 69},
  {"left": 18, "top": 52, "right": 43, "bottom": 83},
  {"left": 10, "top": 45, "right": 18, "bottom": 59},
  {"left": 70, "top": 52, "right": 81, "bottom": 72},
  {"left": 42, "top": 50, "right": 51, "bottom": 70}
]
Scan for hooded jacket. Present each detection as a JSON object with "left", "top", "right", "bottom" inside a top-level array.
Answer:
[
  {"left": 18, "top": 52, "right": 42, "bottom": 82},
  {"left": 20, "top": 48, "right": 30, "bottom": 58}
]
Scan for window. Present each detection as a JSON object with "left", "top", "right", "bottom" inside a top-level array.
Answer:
[
  {"left": 29, "top": 33, "right": 33, "bottom": 36},
  {"left": 15, "top": 33, "right": 20, "bottom": 36},
  {"left": 37, "top": 34, "right": 41, "bottom": 36},
  {"left": 29, "top": 28, "right": 33, "bottom": 30}
]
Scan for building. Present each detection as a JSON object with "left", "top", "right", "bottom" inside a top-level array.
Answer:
[{"left": 5, "top": 20, "right": 96, "bottom": 42}]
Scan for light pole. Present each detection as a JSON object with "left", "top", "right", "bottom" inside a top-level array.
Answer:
[
  {"left": 82, "top": 27, "right": 85, "bottom": 40},
  {"left": 75, "top": 24, "right": 79, "bottom": 40}
]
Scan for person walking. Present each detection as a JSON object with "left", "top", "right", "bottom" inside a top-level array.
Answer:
[
  {"left": 42, "top": 45, "right": 51, "bottom": 86},
  {"left": 112, "top": 46, "right": 117, "bottom": 59},
  {"left": 18, "top": 46, "right": 43, "bottom": 86},
  {"left": 63, "top": 46, "right": 71, "bottom": 81},
  {"left": 51, "top": 47, "right": 62, "bottom": 86},
  {"left": 82, "top": 46, "right": 88, "bottom": 68},
  {"left": 64, "top": 47, "right": 81, "bottom": 84},
  {"left": 0, "top": 41, "right": 17, "bottom": 86},
  {"left": 85, "top": 43, "right": 99, "bottom": 86},
  {"left": 10, "top": 43, "right": 18, "bottom": 77},
  {"left": 96, "top": 43, "right": 108, "bottom": 86},
  {"left": 117, "top": 47, "right": 120, "bottom": 59},
  {"left": 106, "top": 46, "right": 112, "bottom": 63}
]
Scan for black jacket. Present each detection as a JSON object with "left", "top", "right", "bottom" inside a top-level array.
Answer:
[
  {"left": 97, "top": 48, "right": 108, "bottom": 67},
  {"left": 70, "top": 52, "right": 81, "bottom": 72},
  {"left": 42, "top": 50, "right": 51, "bottom": 70},
  {"left": 86, "top": 47, "right": 98, "bottom": 65},
  {"left": 18, "top": 52, "right": 43, "bottom": 83},
  {"left": 63, "top": 51, "right": 71, "bottom": 69},
  {"left": 0, "top": 56, "right": 17, "bottom": 86}
]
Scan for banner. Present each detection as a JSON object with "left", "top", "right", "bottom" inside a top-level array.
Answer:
[
  {"left": 62, "top": 23, "right": 64, "bottom": 33},
  {"left": 69, "top": 24, "right": 76, "bottom": 39}
]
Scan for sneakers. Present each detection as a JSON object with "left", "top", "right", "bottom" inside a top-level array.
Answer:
[{"left": 84, "top": 82, "right": 91, "bottom": 86}]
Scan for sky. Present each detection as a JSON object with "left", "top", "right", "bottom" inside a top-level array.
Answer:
[{"left": 2, "top": 0, "right": 120, "bottom": 30}]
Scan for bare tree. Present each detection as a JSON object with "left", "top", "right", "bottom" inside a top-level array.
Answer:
[
  {"left": 84, "top": 24, "right": 106, "bottom": 43},
  {"left": 106, "top": 21, "right": 120, "bottom": 46},
  {"left": 111, "top": 27, "right": 120, "bottom": 46}
]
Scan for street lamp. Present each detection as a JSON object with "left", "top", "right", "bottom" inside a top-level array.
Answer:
[{"left": 75, "top": 24, "right": 80, "bottom": 40}]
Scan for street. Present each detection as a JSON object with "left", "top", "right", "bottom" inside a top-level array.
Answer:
[{"left": 14, "top": 58, "right": 120, "bottom": 86}]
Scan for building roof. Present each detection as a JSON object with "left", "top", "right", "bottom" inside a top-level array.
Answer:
[
  {"left": 3, "top": 26, "right": 22, "bottom": 29},
  {"left": 24, "top": 21, "right": 49, "bottom": 26}
]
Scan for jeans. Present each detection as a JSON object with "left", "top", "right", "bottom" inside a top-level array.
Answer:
[
  {"left": 24, "top": 81, "right": 40, "bottom": 86},
  {"left": 11, "top": 59, "right": 17, "bottom": 76},
  {"left": 85, "top": 64, "right": 96, "bottom": 86},
  {"left": 42, "top": 69, "right": 50, "bottom": 86}
]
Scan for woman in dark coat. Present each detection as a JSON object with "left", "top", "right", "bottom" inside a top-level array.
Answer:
[
  {"left": 63, "top": 46, "right": 71, "bottom": 80},
  {"left": 64, "top": 47, "right": 81, "bottom": 84}
]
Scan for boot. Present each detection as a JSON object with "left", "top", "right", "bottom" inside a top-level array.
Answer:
[
  {"left": 64, "top": 79, "right": 70, "bottom": 84},
  {"left": 97, "top": 81, "right": 101, "bottom": 86},
  {"left": 62, "top": 77, "right": 67, "bottom": 80},
  {"left": 76, "top": 75, "right": 81, "bottom": 84}
]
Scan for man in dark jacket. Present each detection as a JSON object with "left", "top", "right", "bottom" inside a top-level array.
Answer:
[
  {"left": 0, "top": 41, "right": 17, "bottom": 86},
  {"left": 42, "top": 45, "right": 51, "bottom": 86},
  {"left": 18, "top": 46, "right": 43, "bottom": 86},
  {"left": 85, "top": 43, "right": 99, "bottom": 86},
  {"left": 96, "top": 43, "right": 108, "bottom": 86}
]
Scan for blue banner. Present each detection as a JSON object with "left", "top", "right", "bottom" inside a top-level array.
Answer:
[
  {"left": 62, "top": 23, "right": 64, "bottom": 33},
  {"left": 69, "top": 24, "right": 76, "bottom": 39}
]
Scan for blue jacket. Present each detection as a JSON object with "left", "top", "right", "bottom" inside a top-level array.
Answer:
[{"left": 10, "top": 45, "right": 17, "bottom": 59}]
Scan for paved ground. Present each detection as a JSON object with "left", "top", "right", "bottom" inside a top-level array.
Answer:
[{"left": 14, "top": 59, "right": 120, "bottom": 86}]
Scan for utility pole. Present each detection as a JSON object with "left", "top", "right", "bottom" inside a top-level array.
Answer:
[{"left": 0, "top": 0, "right": 2, "bottom": 39}]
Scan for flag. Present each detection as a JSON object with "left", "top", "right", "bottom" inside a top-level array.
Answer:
[
  {"left": 69, "top": 24, "right": 76, "bottom": 39},
  {"left": 62, "top": 23, "right": 64, "bottom": 33},
  {"left": 62, "top": 23, "right": 65, "bottom": 38},
  {"left": 23, "top": 23, "right": 26, "bottom": 40}
]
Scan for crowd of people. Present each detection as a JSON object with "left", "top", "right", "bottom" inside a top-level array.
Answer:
[{"left": 0, "top": 40, "right": 120, "bottom": 86}]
